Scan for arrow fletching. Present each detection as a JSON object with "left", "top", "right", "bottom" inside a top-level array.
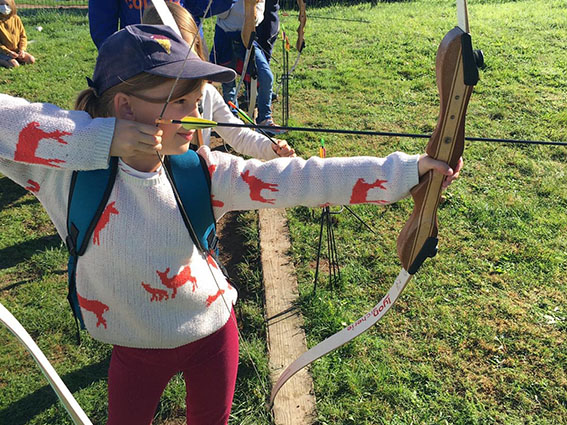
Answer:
[
  {"left": 319, "top": 138, "right": 326, "bottom": 158},
  {"left": 156, "top": 116, "right": 218, "bottom": 129},
  {"left": 228, "top": 101, "right": 254, "bottom": 124}
]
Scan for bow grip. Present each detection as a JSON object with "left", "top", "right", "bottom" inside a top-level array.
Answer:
[
  {"left": 397, "top": 25, "right": 479, "bottom": 274},
  {"left": 396, "top": 171, "right": 441, "bottom": 273}
]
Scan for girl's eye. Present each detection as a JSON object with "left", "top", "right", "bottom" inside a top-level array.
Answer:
[{"left": 174, "top": 99, "right": 186, "bottom": 105}]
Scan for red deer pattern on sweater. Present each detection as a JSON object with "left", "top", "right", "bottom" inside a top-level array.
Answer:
[
  {"left": 241, "top": 170, "right": 279, "bottom": 204},
  {"left": 350, "top": 178, "right": 389, "bottom": 204},
  {"left": 207, "top": 254, "right": 219, "bottom": 269},
  {"left": 206, "top": 289, "right": 225, "bottom": 307},
  {"left": 25, "top": 179, "right": 40, "bottom": 193},
  {"left": 141, "top": 282, "right": 170, "bottom": 302},
  {"left": 14, "top": 122, "right": 71, "bottom": 168},
  {"left": 93, "top": 201, "right": 119, "bottom": 245},
  {"left": 211, "top": 195, "right": 224, "bottom": 207},
  {"left": 208, "top": 164, "right": 225, "bottom": 207},
  {"left": 77, "top": 293, "right": 109, "bottom": 329},
  {"left": 156, "top": 265, "right": 198, "bottom": 298}
]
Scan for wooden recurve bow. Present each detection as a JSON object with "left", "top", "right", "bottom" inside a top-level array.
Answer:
[{"left": 269, "top": 0, "right": 482, "bottom": 405}]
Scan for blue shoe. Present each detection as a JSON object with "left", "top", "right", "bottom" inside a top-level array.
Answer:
[{"left": 257, "top": 118, "right": 287, "bottom": 135}]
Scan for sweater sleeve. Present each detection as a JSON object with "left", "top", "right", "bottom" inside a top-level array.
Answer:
[
  {"left": 16, "top": 16, "right": 26, "bottom": 51},
  {"left": 0, "top": 44, "right": 11, "bottom": 55},
  {"left": 206, "top": 86, "right": 278, "bottom": 160},
  {"left": 88, "top": 0, "right": 119, "bottom": 49},
  {"left": 0, "top": 94, "right": 115, "bottom": 182},
  {"left": 197, "top": 146, "right": 419, "bottom": 220}
]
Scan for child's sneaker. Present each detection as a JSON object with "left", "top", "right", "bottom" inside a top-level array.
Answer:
[{"left": 257, "top": 118, "right": 287, "bottom": 135}]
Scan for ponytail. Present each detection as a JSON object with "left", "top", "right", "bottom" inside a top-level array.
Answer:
[{"left": 74, "top": 87, "right": 113, "bottom": 117}]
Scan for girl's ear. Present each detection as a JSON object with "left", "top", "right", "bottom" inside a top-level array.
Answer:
[{"left": 113, "top": 93, "right": 135, "bottom": 120}]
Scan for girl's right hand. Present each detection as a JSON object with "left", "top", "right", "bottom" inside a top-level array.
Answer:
[
  {"left": 109, "top": 119, "right": 163, "bottom": 157},
  {"left": 272, "top": 139, "right": 296, "bottom": 157}
]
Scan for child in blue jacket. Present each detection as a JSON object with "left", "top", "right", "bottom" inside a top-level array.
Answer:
[{"left": 88, "top": 0, "right": 237, "bottom": 48}]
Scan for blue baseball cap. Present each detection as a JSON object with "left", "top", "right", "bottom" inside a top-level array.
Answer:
[{"left": 88, "top": 24, "right": 236, "bottom": 96}]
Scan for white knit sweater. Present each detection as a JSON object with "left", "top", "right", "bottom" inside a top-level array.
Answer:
[
  {"left": 215, "top": 0, "right": 265, "bottom": 33},
  {"left": 0, "top": 93, "right": 420, "bottom": 349}
]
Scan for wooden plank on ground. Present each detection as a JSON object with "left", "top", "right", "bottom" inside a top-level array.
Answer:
[{"left": 259, "top": 208, "right": 316, "bottom": 425}]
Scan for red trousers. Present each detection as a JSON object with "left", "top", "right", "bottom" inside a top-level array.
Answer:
[{"left": 106, "top": 310, "right": 239, "bottom": 425}]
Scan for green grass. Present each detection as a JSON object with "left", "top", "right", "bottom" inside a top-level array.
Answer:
[
  {"left": 1, "top": 0, "right": 567, "bottom": 424},
  {"left": 276, "top": 1, "right": 567, "bottom": 424},
  {"left": 18, "top": 1, "right": 88, "bottom": 7}
]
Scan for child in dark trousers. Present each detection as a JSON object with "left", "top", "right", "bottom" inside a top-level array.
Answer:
[
  {"left": 0, "top": 24, "right": 461, "bottom": 424},
  {"left": 212, "top": 0, "right": 286, "bottom": 135}
]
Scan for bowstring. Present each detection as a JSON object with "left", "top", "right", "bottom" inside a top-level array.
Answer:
[{"left": 152, "top": 0, "right": 270, "bottom": 402}]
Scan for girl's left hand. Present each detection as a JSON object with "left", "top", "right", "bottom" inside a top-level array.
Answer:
[
  {"left": 417, "top": 154, "right": 463, "bottom": 189},
  {"left": 272, "top": 139, "right": 296, "bottom": 157}
]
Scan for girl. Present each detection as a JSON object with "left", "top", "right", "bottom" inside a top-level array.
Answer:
[
  {"left": 0, "top": 0, "right": 35, "bottom": 68},
  {"left": 0, "top": 25, "right": 460, "bottom": 424},
  {"left": 143, "top": 1, "right": 294, "bottom": 159}
]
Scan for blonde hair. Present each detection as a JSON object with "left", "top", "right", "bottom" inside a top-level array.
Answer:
[
  {"left": 75, "top": 73, "right": 204, "bottom": 118},
  {"left": 0, "top": 0, "right": 16, "bottom": 19},
  {"left": 142, "top": 2, "right": 206, "bottom": 60}
]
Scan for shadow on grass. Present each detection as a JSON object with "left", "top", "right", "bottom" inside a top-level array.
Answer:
[
  {"left": 0, "top": 357, "right": 109, "bottom": 425},
  {"left": 0, "top": 234, "right": 61, "bottom": 270},
  {"left": 0, "top": 176, "right": 28, "bottom": 209},
  {"left": 19, "top": 7, "right": 88, "bottom": 17}
]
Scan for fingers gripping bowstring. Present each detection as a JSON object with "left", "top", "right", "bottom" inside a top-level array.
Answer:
[{"left": 152, "top": 0, "right": 270, "bottom": 400}]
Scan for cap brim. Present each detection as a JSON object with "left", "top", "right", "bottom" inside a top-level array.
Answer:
[{"left": 147, "top": 56, "right": 236, "bottom": 83}]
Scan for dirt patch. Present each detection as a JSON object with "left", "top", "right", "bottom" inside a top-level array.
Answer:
[{"left": 216, "top": 211, "right": 246, "bottom": 278}]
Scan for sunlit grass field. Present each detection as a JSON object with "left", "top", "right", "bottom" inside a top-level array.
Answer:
[{"left": 1, "top": 1, "right": 566, "bottom": 424}]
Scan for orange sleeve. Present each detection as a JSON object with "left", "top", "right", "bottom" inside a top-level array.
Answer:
[{"left": 16, "top": 17, "right": 27, "bottom": 51}]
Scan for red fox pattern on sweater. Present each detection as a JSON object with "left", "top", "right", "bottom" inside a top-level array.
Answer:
[
  {"left": 240, "top": 170, "right": 279, "bottom": 204},
  {"left": 93, "top": 201, "right": 119, "bottom": 245},
  {"left": 14, "top": 122, "right": 71, "bottom": 167},
  {"left": 206, "top": 289, "right": 225, "bottom": 307},
  {"left": 207, "top": 254, "right": 219, "bottom": 269},
  {"left": 77, "top": 293, "right": 109, "bottom": 329},
  {"left": 208, "top": 164, "right": 225, "bottom": 206},
  {"left": 25, "top": 179, "right": 40, "bottom": 193},
  {"left": 211, "top": 195, "right": 224, "bottom": 207},
  {"left": 141, "top": 282, "right": 170, "bottom": 302},
  {"left": 350, "top": 178, "right": 388, "bottom": 204},
  {"left": 156, "top": 265, "right": 198, "bottom": 298}
]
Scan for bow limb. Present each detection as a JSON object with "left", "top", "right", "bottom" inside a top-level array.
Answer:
[
  {"left": 241, "top": 0, "right": 257, "bottom": 47},
  {"left": 295, "top": 0, "right": 306, "bottom": 53},
  {"left": 288, "top": 0, "right": 306, "bottom": 75},
  {"left": 0, "top": 302, "right": 93, "bottom": 425},
  {"left": 270, "top": 0, "right": 481, "bottom": 405},
  {"left": 151, "top": 0, "right": 182, "bottom": 37}
]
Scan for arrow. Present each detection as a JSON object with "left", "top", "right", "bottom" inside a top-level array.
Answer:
[{"left": 156, "top": 117, "right": 567, "bottom": 147}]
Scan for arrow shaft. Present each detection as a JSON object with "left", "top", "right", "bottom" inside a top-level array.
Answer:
[{"left": 172, "top": 121, "right": 566, "bottom": 146}]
